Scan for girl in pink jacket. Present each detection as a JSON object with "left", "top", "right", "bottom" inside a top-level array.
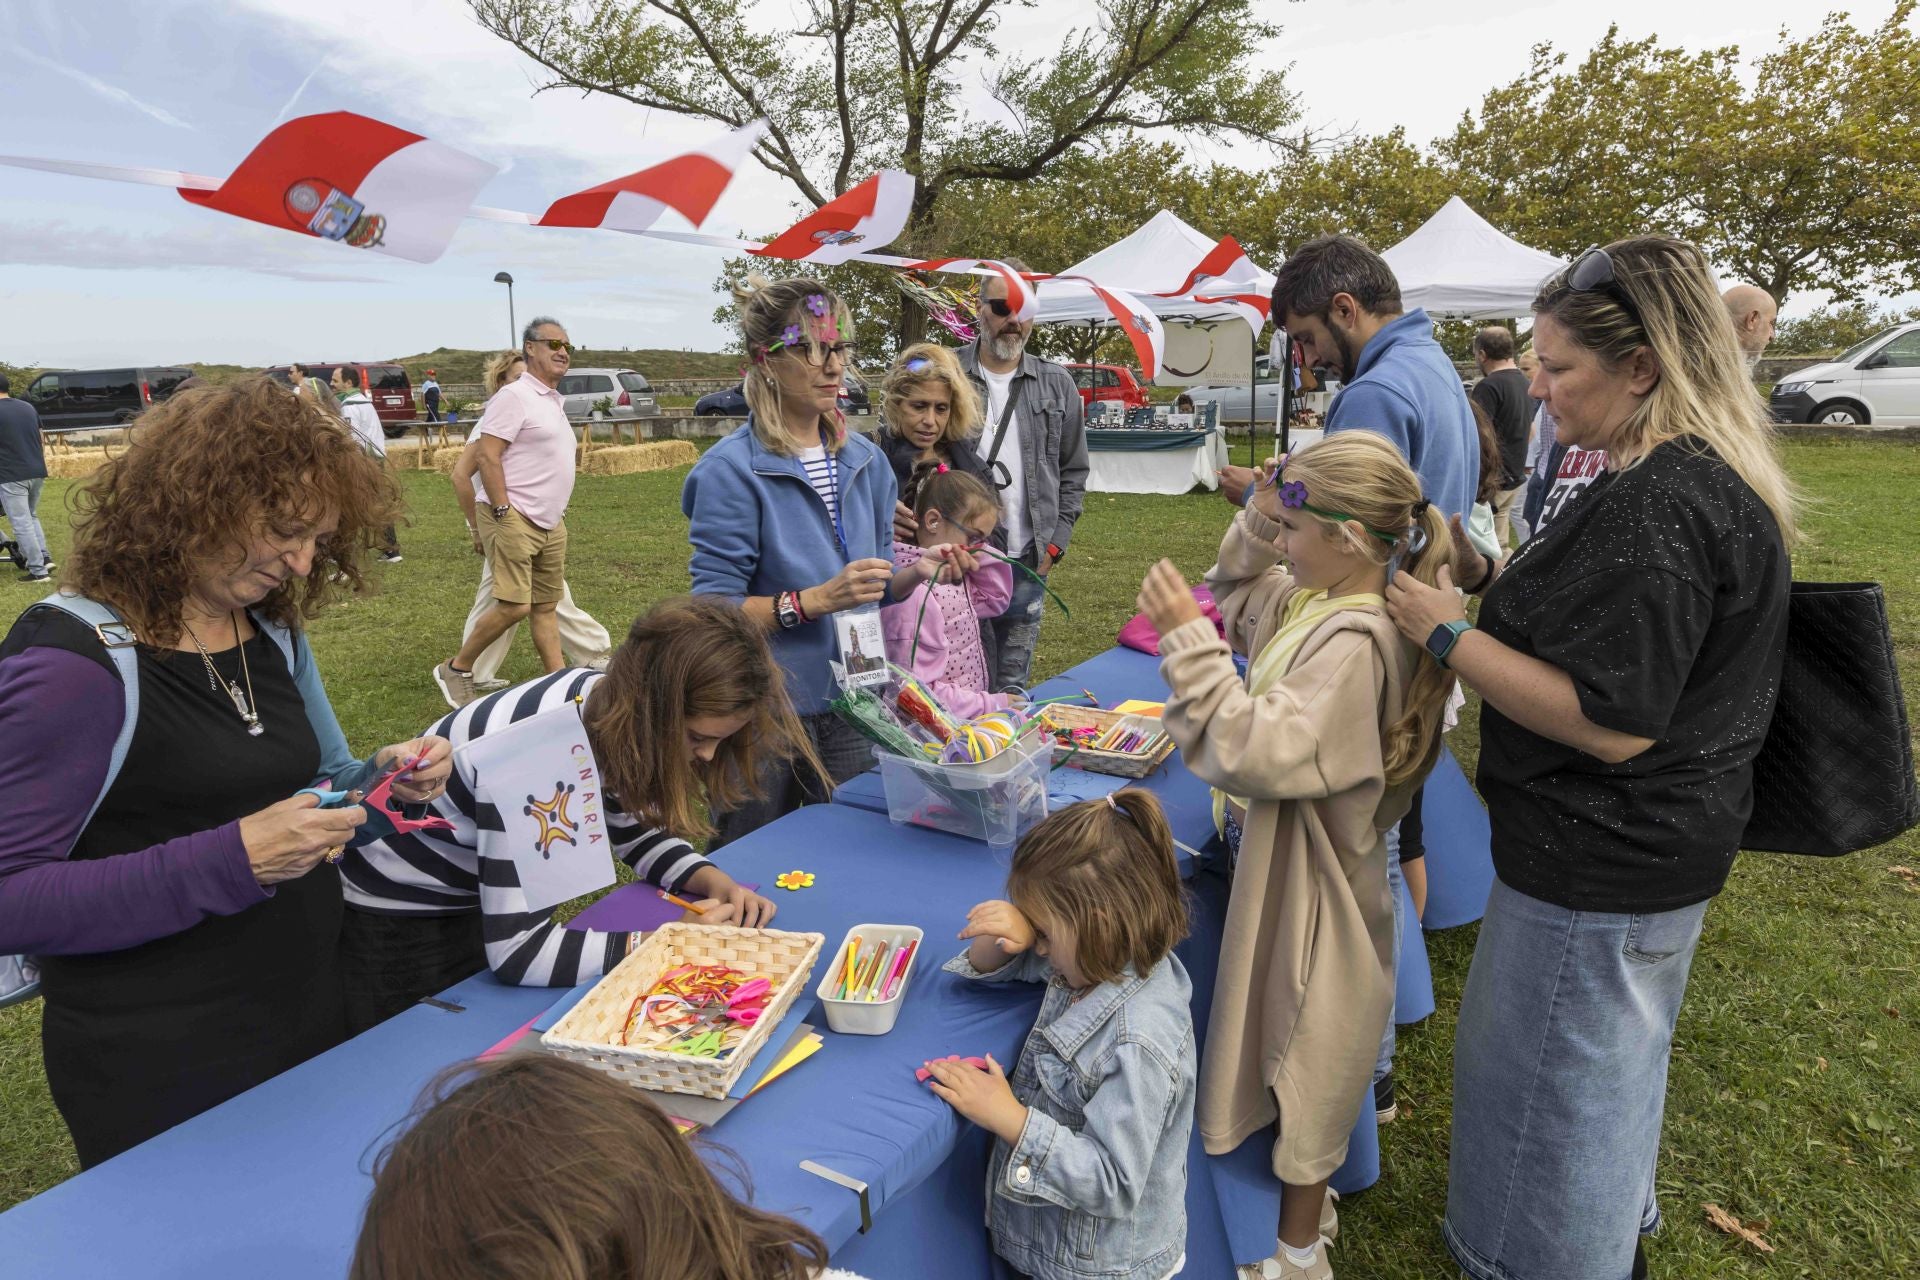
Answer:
[{"left": 881, "top": 463, "right": 1014, "bottom": 719}]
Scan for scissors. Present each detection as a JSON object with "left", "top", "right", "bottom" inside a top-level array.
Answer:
[
  {"left": 296, "top": 784, "right": 357, "bottom": 807},
  {"left": 671, "top": 1027, "right": 730, "bottom": 1058},
  {"left": 724, "top": 977, "right": 771, "bottom": 1025},
  {"left": 363, "top": 752, "right": 455, "bottom": 835}
]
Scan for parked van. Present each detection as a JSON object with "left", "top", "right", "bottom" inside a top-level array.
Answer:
[
  {"left": 267, "top": 363, "right": 416, "bottom": 435},
  {"left": 23, "top": 367, "right": 192, "bottom": 431},
  {"left": 1770, "top": 322, "right": 1920, "bottom": 426}
]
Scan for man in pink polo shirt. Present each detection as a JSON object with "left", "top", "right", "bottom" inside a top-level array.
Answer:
[{"left": 434, "top": 316, "right": 578, "bottom": 708}]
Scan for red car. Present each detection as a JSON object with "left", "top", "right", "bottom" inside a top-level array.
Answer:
[{"left": 1065, "top": 362, "right": 1150, "bottom": 411}]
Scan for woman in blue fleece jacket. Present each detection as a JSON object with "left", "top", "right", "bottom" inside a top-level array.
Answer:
[{"left": 682, "top": 275, "right": 962, "bottom": 844}]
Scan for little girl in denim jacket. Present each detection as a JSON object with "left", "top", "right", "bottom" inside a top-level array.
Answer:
[{"left": 926, "top": 790, "right": 1195, "bottom": 1280}]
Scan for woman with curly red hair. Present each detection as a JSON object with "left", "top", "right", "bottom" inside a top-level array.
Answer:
[{"left": 0, "top": 378, "right": 455, "bottom": 1167}]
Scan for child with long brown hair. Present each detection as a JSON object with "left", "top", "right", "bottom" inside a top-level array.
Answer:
[
  {"left": 927, "top": 790, "right": 1195, "bottom": 1280},
  {"left": 351, "top": 1054, "right": 870, "bottom": 1280},
  {"left": 337, "top": 596, "right": 822, "bottom": 1032},
  {"left": 879, "top": 461, "right": 1015, "bottom": 718},
  {"left": 1135, "top": 432, "right": 1451, "bottom": 1280}
]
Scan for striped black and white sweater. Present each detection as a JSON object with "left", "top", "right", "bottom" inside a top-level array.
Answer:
[{"left": 341, "top": 669, "right": 715, "bottom": 987}]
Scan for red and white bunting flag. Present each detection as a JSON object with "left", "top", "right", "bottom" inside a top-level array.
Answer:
[
  {"left": 1088, "top": 285, "right": 1166, "bottom": 380},
  {"left": 750, "top": 170, "right": 915, "bottom": 265},
  {"left": 1157, "top": 234, "right": 1265, "bottom": 298},
  {"left": 176, "top": 112, "right": 495, "bottom": 263},
  {"left": 537, "top": 121, "right": 766, "bottom": 233},
  {"left": 1193, "top": 291, "right": 1271, "bottom": 332},
  {"left": 903, "top": 258, "right": 1041, "bottom": 322}
]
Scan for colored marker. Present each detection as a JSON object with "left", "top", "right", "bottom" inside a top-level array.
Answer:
[
  {"left": 863, "top": 941, "right": 892, "bottom": 1001},
  {"left": 887, "top": 940, "right": 920, "bottom": 1001}
]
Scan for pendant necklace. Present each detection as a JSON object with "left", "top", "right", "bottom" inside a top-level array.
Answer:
[{"left": 183, "top": 611, "right": 264, "bottom": 736}]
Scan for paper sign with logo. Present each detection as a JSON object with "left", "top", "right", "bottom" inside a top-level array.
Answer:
[{"left": 457, "top": 701, "right": 614, "bottom": 915}]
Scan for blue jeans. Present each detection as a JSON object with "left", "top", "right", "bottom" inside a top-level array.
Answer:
[
  {"left": 1444, "top": 878, "right": 1709, "bottom": 1280},
  {"left": 987, "top": 551, "right": 1047, "bottom": 694},
  {"left": 1374, "top": 822, "right": 1404, "bottom": 1084},
  {"left": 0, "top": 479, "right": 49, "bottom": 574}
]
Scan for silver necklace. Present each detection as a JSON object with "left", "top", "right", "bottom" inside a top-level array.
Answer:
[{"left": 182, "top": 611, "right": 263, "bottom": 736}]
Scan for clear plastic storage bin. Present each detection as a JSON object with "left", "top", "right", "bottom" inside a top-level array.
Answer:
[
  {"left": 873, "top": 734, "right": 1051, "bottom": 848},
  {"left": 815, "top": 923, "right": 924, "bottom": 1035}
]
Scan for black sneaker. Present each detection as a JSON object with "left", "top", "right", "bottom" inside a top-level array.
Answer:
[
  {"left": 1632, "top": 1239, "right": 1648, "bottom": 1280},
  {"left": 1374, "top": 1072, "right": 1397, "bottom": 1124},
  {"left": 379, "top": 550, "right": 404, "bottom": 564}
]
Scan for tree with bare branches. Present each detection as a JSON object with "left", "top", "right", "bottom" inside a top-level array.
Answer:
[{"left": 470, "top": 0, "right": 1307, "bottom": 338}]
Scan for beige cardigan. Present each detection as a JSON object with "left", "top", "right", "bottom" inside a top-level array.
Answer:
[{"left": 1158, "top": 504, "right": 1432, "bottom": 1183}]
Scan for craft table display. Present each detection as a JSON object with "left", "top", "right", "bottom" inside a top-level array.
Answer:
[
  {"left": 1084, "top": 426, "right": 1230, "bottom": 495},
  {"left": 0, "top": 649, "right": 1489, "bottom": 1276}
]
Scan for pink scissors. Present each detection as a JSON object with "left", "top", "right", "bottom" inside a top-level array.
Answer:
[
  {"left": 365, "top": 752, "right": 454, "bottom": 835},
  {"left": 724, "top": 977, "right": 772, "bottom": 1025}
]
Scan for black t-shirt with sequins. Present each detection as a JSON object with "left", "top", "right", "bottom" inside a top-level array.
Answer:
[{"left": 1475, "top": 437, "right": 1789, "bottom": 913}]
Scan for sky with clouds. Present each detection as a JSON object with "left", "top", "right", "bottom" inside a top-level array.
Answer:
[{"left": 0, "top": 0, "right": 1907, "bottom": 369}]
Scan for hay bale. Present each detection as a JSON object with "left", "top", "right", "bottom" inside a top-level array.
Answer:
[
  {"left": 579, "top": 441, "right": 699, "bottom": 476},
  {"left": 45, "top": 451, "right": 109, "bottom": 479}
]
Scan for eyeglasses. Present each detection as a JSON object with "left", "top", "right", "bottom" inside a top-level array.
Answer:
[
  {"left": 949, "top": 515, "right": 992, "bottom": 548},
  {"left": 1565, "top": 246, "right": 1645, "bottom": 333},
  {"left": 796, "top": 342, "right": 854, "bottom": 367},
  {"left": 535, "top": 338, "right": 575, "bottom": 354}
]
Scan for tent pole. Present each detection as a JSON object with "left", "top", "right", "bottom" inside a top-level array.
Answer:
[
  {"left": 1278, "top": 327, "right": 1292, "bottom": 457},
  {"left": 1247, "top": 323, "right": 1257, "bottom": 467}
]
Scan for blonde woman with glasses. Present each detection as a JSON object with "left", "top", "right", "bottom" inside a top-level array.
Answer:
[{"left": 1386, "top": 236, "right": 1795, "bottom": 1280}]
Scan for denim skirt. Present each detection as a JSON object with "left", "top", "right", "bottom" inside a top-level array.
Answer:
[{"left": 1443, "top": 877, "right": 1709, "bottom": 1280}]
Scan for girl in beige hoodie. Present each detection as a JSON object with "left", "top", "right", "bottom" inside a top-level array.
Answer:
[{"left": 1136, "top": 433, "right": 1454, "bottom": 1280}]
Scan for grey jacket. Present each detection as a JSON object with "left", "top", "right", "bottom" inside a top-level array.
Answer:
[
  {"left": 944, "top": 947, "right": 1195, "bottom": 1280},
  {"left": 958, "top": 344, "right": 1089, "bottom": 558}
]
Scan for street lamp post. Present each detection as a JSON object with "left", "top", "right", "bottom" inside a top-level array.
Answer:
[{"left": 493, "top": 271, "right": 516, "bottom": 349}]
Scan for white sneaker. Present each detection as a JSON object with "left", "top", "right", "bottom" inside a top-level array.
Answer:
[
  {"left": 475, "top": 677, "right": 510, "bottom": 691},
  {"left": 433, "top": 660, "right": 478, "bottom": 709},
  {"left": 1237, "top": 1243, "right": 1332, "bottom": 1279}
]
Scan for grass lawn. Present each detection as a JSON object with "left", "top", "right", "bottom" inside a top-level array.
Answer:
[{"left": 1, "top": 438, "right": 1916, "bottom": 1274}]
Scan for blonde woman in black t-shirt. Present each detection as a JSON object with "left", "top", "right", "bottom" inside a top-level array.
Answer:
[{"left": 1386, "top": 236, "right": 1794, "bottom": 1280}]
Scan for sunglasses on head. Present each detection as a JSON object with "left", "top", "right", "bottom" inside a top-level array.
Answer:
[{"left": 1565, "top": 246, "right": 1645, "bottom": 333}]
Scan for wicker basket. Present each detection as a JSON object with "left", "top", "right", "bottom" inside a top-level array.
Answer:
[
  {"left": 1043, "top": 706, "right": 1176, "bottom": 779},
  {"left": 541, "top": 922, "right": 824, "bottom": 1099}
]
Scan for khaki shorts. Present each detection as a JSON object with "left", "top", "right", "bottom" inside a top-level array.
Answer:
[{"left": 479, "top": 508, "right": 567, "bottom": 606}]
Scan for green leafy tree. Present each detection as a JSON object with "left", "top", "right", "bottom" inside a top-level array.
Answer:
[
  {"left": 1774, "top": 303, "right": 1920, "bottom": 357},
  {"left": 1442, "top": 5, "right": 1920, "bottom": 306},
  {"left": 471, "top": 0, "right": 1308, "bottom": 338}
]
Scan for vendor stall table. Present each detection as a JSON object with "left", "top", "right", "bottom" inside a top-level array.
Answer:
[{"left": 1084, "top": 427, "right": 1229, "bottom": 495}]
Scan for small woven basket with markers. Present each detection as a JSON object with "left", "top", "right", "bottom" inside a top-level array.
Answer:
[
  {"left": 542, "top": 922, "right": 823, "bottom": 1099},
  {"left": 1042, "top": 706, "right": 1176, "bottom": 779}
]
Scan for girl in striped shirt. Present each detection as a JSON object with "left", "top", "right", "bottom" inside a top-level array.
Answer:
[{"left": 338, "top": 597, "right": 823, "bottom": 1030}]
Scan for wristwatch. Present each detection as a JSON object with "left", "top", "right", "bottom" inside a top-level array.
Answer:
[
  {"left": 1425, "top": 619, "right": 1473, "bottom": 668},
  {"left": 490, "top": 503, "right": 511, "bottom": 520},
  {"left": 774, "top": 591, "right": 803, "bottom": 630}
]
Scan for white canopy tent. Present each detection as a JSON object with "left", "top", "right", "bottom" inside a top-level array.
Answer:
[
  {"left": 1034, "top": 209, "right": 1274, "bottom": 386},
  {"left": 1380, "top": 197, "right": 1567, "bottom": 320}
]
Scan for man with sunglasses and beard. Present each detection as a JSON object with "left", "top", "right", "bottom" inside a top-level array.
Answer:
[
  {"left": 434, "top": 317, "right": 578, "bottom": 708},
  {"left": 957, "top": 260, "right": 1088, "bottom": 693}
]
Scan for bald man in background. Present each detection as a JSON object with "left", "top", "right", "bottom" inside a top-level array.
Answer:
[{"left": 1723, "top": 284, "right": 1778, "bottom": 366}]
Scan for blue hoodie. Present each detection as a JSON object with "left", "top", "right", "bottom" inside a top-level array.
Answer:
[
  {"left": 681, "top": 420, "right": 899, "bottom": 714},
  {"left": 1324, "top": 308, "right": 1480, "bottom": 520}
]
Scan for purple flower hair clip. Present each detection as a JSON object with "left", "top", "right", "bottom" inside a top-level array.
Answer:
[
  {"left": 1279, "top": 480, "right": 1309, "bottom": 509},
  {"left": 780, "top": 323, "right": 805, "bottom": 347},
  {"left": 804, "top": 294, "right": 830, "bottom": 317}
]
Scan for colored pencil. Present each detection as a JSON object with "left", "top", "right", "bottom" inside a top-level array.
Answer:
[
  {"left": 656, "top": 889, "right": 701, "bottom": 913},
  {"left": 886, "top": 940, "right": 920, "bottom": 1000},
  {"left": 829, "top": 937, "right": 858, "bottom": 994},
  {"left": 863, "top": 942, "right": 892, "bottom": 1001},
  {"left": 838, "top": 935, "right": 865, "bottom": 999},
  {"left": 880, "top": 944, "right": 912, "bottom": 1001}
]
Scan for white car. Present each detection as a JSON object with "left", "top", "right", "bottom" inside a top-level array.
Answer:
[
  {"left": 1769, "top": 322, "right": 1920, "bottom": 426},
  {"left": 557, "top": 368, "right": 661, "bottom": 419}
]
